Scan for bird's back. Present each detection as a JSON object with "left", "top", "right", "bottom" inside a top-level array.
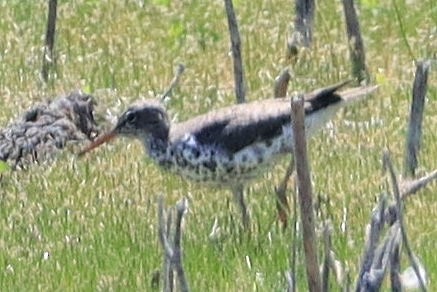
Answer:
[{"left": 157, "top": 83, "right": 376, "bottom": 185}]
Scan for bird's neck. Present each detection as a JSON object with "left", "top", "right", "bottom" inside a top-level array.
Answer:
[{"left": 145, "top": 136, "right": 171, "bottom": 165}]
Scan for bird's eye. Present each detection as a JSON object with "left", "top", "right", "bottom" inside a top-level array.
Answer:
[{"left": 125, "top": 111, "right": 136, "bottom": 123}]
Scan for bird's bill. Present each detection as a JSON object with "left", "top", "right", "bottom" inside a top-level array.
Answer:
[{"left": 78, "top": 131, "right": 117, "bottom": 156}]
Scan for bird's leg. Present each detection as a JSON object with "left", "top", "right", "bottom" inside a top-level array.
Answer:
[
  {"left": 232, "top": 184, "right": 250, "bottom": 229},
  {"left": 275, "top": 157, "right": 295, "bottom": 229}
]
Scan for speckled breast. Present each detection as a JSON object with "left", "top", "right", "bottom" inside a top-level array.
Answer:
[{"left": 154, "top": 133, "right": 289, "bottom": 186}]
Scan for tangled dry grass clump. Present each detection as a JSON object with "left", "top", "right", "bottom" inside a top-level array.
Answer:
[{"left": 0, "top": 92, "right": 99, "bottom": 168}]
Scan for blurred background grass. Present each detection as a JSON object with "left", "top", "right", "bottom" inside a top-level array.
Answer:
[{"left": 0, "top": 0, "right": 436, "bottom": 290}]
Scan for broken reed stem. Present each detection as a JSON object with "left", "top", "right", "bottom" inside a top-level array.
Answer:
[
  {"left": 322, "top": 223, "right": 332, "bottom": 292},
  {"left": 275, "top": 161, "right": 294, "bottom": 228},
  {"left": 290, "top": 96, "right": 321, "bottom": 292},
  {"left": 356, "top": 208, "right": 400, "bottom": 291},
  {"left": 355, "top": 194, "right": 387, "bottom": 291},
  {"left": 288, "top": 179, "right": 299, "bottom": 292},
  {"left": 287, "top": 0, "right": 315, "bottom": 57},
  {"left": 160, "top": 64, "right": 186, "bottom": 102},
  {"left": 274, "top": 69, "right": 293, "bottom": 228},
  {"left": 166, "top": 208, "right": 174, "bottom": 292},
  {"left": 355, "top": 151, "right": 434, "bottom": 290},
  {"left": 342, "top": 0, "right": 369, "bottom": 84},
  {"left": 404, "top": 60, "right": 430, "bottom": 177},
  {"left": 372, "top": 223, "right": 401, "bottom": 289},
  {"left": 224, "top": 0, "right": 246, "bottom": 104},
  {"left": 41, "top": 0, "right": 58, "bottom": 83},
  {"left": 158, "top": 196, "right": 190, "bottom": 292},
  {"left": 383, "top": 152, "right": 427, "bottom": 292},
  {"left": 390, "top": 240, "right": 402, "bottom": 291},
  {"left": 400, "top": 169, "right": 437, "bottom": 199},
  {"left": 174, "top": 199, "right": 190, "bottom": 292},
  {"left": 158, "top": 196, "right": 174, "bottom": 292},
  {"left": 274, "top": 68, "right": 291, "bottom": 98}
]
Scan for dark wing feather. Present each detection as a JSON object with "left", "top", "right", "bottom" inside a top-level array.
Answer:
[
  {"left": 196, "top": 111, "right": 289, "bottom": 153},
  {"left": 304, "top": 81, "right": 348, "bottom": 113},
  {"left": 219, "top": 114, "right": 289, "bottom": 152},
  {"left": 171, "top": 99, "right": 291, "bottom": 153}
]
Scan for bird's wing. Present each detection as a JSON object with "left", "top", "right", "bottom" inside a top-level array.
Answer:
[
  {"left": 171, "top": 82, "right": 374, "bottom": 154},
  {"left": 171, "top": 98, "right": 292, "bottom": 153}
]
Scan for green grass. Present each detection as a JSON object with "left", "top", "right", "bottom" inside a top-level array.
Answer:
[{"left": 0, "top": 0, "right": 436, "bottom": 290}]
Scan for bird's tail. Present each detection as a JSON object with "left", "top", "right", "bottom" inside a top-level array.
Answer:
[{"left": 338, "top": 84, "right": 378, "bottom": 104}]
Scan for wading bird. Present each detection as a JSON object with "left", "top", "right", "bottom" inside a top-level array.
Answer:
[{"left": 80, "top": 82, "right": 377, "bottom": 228}]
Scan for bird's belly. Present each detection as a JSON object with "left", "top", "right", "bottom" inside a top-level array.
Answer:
[
  {"left": 161, "top": 135, "right": 287, "bottom": 186},
  {"left": 174, "top": 158, "right": 274, "bottom": 186}
]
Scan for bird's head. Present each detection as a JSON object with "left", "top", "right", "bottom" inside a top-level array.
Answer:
[
  {"left": 79, "top": 100, "right": 169, "bottom": 156},
  {"left": 114, "top": 100, "right": 169, "bottom": 140}
]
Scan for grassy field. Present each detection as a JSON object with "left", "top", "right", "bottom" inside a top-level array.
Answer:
[{"left": 0, "top": 0, "right": 436, "bottom": 290}]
